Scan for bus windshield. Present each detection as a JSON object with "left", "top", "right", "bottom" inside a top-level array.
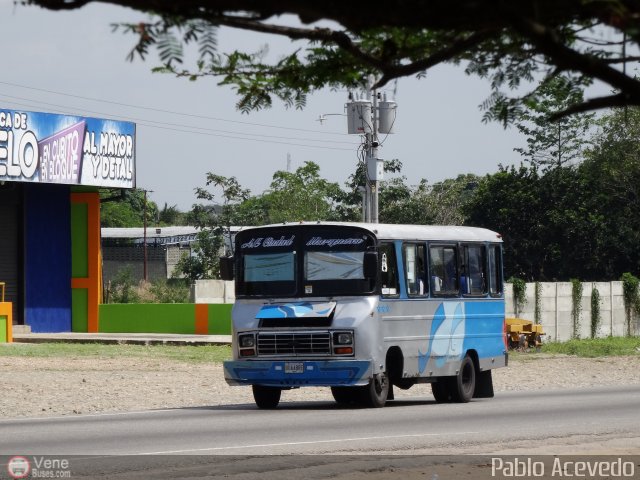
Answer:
[
  {"left": 305, "top": 251, "right": 364, "bottom": 280},
  {"left": 245, "top": 252, "right": 295, "bottom": 282},
  {"left": 235, "top": 226, "right": 376, "bottom": 297}
]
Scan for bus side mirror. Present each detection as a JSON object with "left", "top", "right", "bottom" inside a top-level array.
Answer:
[
  {"left": 219, "top": 256, "right": 235, "bottom": 281},
  {"left": 363, "top": 251, "right": 378, "bottom": 279}
]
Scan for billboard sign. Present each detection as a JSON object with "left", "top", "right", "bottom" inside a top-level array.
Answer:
[{"left": 0, "top": 109, "right": 135, "bottom": 188}]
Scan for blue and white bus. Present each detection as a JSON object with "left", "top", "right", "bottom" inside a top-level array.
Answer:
[{"left": 221, "top": 222, "right": 507, "bottom": 408}]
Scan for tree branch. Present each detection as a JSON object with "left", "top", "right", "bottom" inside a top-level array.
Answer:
[
  {"left": 511, "top": 16, "right": 640, "bottom": 103},
  {"left": 213, "top": 16, "right": 389, "bottom": 71},
  {"left": 375, "top": 30, "right": 496, "bottom": 87},
  {"left": 603, "top": 56, "right": 640, "bottom": 64},
  {"left": 548, "top": 94, "right": 638, "bottom": 121}
]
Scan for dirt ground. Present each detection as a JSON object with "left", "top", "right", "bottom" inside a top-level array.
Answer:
[{"left": 0, "top": 349, "right": 637, "bottom": 418}]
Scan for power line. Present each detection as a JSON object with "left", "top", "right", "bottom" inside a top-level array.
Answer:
[
  {"left": 0, "top": 97, "right": 355, "bottom": 152},
  {"left": 0, "top": 93, "right": 357, "bottom": 146},
  {"left": 0, "top": 79, "right": 348, "bottom": 136}
]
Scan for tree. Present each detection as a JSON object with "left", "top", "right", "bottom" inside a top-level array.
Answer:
[
  {"left": 27, "top": 0, "right": 640, "bottom": 122},
  {"left": 466, "top": 105, "right": 640, "bottom": 282},
  {"left": 158, "top": 203, "right": 188, "bottom": 225},
  {"left": 464, "top": 165, "right": 546, "bottom": 280},
  {"left": 100, "top": 189, "right": 159, "bottom": 227},
  {"left": 367, "top": 169, "right": 479, "bottom": 225},
  {"left": 261, "top": 161, "right": 344, "bottom": 223},
  {"left": 514, "top": 76, "right": 594, "bottom": 169},
  {"left": 176, "top": 174, "right": 250, "bottom": 281},
  {"left": 578, "top": 107, "right": 640, "bottom": 278},
  {"left": 341, "top": 159, "right": 404, "bottom": 222}
]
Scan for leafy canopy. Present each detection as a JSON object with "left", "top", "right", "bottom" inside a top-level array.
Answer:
[{"left": 24, "top": 0, "right": 640, "bottom": 123}]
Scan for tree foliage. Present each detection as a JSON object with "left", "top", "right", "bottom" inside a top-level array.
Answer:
[
  {"left": 158, "top": 203, "right": 189, "bottom": 225},
  {"left": 262, "top": 161, "right": 344, "bottom": 223},
  {"left": 514, "top": 76, "right": 594, "bottom": 169},
  {"left": 175, "top": 174, "right": 249, "bottom": 281},
  {"left": 26, "top": 0, "right": 640, "bottom": 122},
  {"left": 378, "top": 174, "right": 480, "bottom": 225},
  {"left": 466, "top": 106, "right": 640, "bottom": 281},
  {"left": 100, "top": 189, "right": 159, "bottom": 227}
]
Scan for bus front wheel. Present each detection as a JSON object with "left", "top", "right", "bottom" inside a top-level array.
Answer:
[
  {"left": 359, "top": 372, "right": 389, "bottom": 408},
  {"left": 331, "top": 387, "right": 359, "bottom": 405},
  {"left": 431, "top": 379, "right": 453, "bottom": 403},
  {"left": 252, "top": 385, "right": 282, "bottom": 409}
]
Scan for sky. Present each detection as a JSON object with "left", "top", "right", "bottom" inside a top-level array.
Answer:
[{"left": 2, "top": 0, "right": 527, "bottom": 210}]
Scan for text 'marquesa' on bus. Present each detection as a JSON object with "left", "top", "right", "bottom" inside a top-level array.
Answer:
[{"left": 221, "top": 222, "right": 507, "bottom": 409}]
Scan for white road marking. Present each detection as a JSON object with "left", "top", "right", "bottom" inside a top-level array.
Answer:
[{"left": 138, "top": 431, "right": 479, "bottom": 455}]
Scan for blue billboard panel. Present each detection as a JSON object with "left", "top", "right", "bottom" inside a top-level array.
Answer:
[{"left": 0, "top": 109, "right": 135, "bottom": 188}]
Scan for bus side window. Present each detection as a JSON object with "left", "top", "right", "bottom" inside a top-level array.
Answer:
[
  {"left": 462, "top": 244, "right": 487, "bottom": 296},
  {"left": 488, "top": 244, "right": 503, "bottom": 296},
  {"left": 379, "top": 243, "right": 399, "bottom": 297},
  {"left": 403, "top": 243, "right": 427, "bottom": 296},
  {"left": 429, "top": 245, "right": 458, "bottom": 295}
]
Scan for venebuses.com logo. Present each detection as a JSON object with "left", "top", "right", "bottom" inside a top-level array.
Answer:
[
  {"left": 7, "top": 456, "right": 30, "bottom": 479},
  {"left": 6, "top": 455, "right": 72, "bottom": 479}
]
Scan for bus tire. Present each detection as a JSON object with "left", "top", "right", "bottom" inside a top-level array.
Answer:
[
  {"left": 331, "top": 387, "right": 359, "bottom": 405},
  {"left": 431, "top": 379, "right": 453, "bottom": 403},
  {"left": 252, "top": 385, "right": 282, "bottom": 409},
  {"left": 451, "top": 355, "right": 476, "bottom": 403},
  {"left": 359, "top": 372, "right": 389, "bottom": 408}
]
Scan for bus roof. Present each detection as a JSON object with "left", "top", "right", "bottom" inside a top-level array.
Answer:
[{"left": 235, "top": 222, "right": 502, "bottom": 243}]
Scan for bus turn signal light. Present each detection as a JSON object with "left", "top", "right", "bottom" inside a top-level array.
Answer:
[{"left": 334, "top": 347, "right": 353, "bottom": 355}]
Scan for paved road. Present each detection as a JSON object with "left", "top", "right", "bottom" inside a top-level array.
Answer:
[{"left": 2, "top": 385, "right": 639, "bottom": 457}]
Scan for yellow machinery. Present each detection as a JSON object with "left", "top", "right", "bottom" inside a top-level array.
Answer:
[{"left": 505, "top": 317, "right": 544, "bottom": 350}]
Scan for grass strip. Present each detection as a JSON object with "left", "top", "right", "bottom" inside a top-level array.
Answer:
[
  {"left": 539, "top": 336, "right": 640, "bottom": 357},
  {"left": 0, "top": 342, "right": 232, "bottom": 363}
]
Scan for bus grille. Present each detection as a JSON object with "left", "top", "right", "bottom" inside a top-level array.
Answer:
[{"left": 257, "top": 332, "right": 331, "bottom": 356}]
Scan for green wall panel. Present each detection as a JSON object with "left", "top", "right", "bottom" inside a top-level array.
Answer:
[
  {"left": 70, "top": 203, "right": 88, "bottom": 278},
  {"left": 99, "top": 304, "right": 196, "bottom": 334},
  {"left": 72, "top": 289, "right": 88, "bottom": 332},
  {"left": 207, "top": 304, "right": 233, "bottom": 335},
  {"left": 0, "top": 316, "right": 6, "bottom": 342}
]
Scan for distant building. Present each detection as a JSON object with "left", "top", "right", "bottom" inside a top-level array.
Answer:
[
  {"left": 101, "top": 226, "right": 198, "bottom": 283},
  {"left": 101, "top": 226, "right": 241, "bottom": 283}
]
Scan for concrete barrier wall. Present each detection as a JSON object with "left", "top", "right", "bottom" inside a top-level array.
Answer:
[
  {"left": 183, "top": 280, "right": 638, "bottom": 341},
  {"left": 505, "top": 281, "right": 638, "bottom": 341},
  {"left": 190, "top": 280, "right": 235, "bottom": 304}
]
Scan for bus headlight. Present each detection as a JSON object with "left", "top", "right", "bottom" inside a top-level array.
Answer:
[
  {"left": 238, "top": 333, "right": 256, "bottom": 357},
  {"left": 239, "top": 334, "right": 255, "bottom": 348},
  {"left": 334, "top": 332, "right": 353, "bottom": 345}
]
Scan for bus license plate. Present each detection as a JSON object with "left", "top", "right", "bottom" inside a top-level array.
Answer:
[{"left": 285, "top": 362, "right": 304, "bottom": 374}]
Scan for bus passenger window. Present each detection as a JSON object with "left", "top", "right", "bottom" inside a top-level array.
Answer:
[
  {"left": 379, "top": 243, "right": 399, "bottom": 296},
  {"left": 488, "top": 244, "right": 503, "bottom": 296},
  {"left": 403, "top": 244, "right": 427, "bottom": 296},
  {"left": 462, "top": 245, "right": 487, "bottom": 296},
  {"left": 429, "top": 245, "right": 458, "bottom": 295}
]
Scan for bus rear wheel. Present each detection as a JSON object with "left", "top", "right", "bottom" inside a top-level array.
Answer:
[
  {"left": 431, "top": 355, "right": 476, "bottom": 403},
  {"left": 359, "top": 372, "right": 389, "bottom": 408},
  {"left": 252, "top": 385, "right": 282, "bottom": 409},
  {"left": 451, "top": 355, "right": 476, "bottom": 403}
]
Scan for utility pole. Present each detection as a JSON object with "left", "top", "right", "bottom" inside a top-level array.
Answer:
[
  {"left": 141, "top": 188, "right": 153, "bottom": 282},
  {"left": 346, "top": 79, "right": 397, "bottom": 223}
]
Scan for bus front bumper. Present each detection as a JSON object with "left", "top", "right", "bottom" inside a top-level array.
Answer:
[{"left": 223, "top": 359, "right": 372, "bottom": 387}]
